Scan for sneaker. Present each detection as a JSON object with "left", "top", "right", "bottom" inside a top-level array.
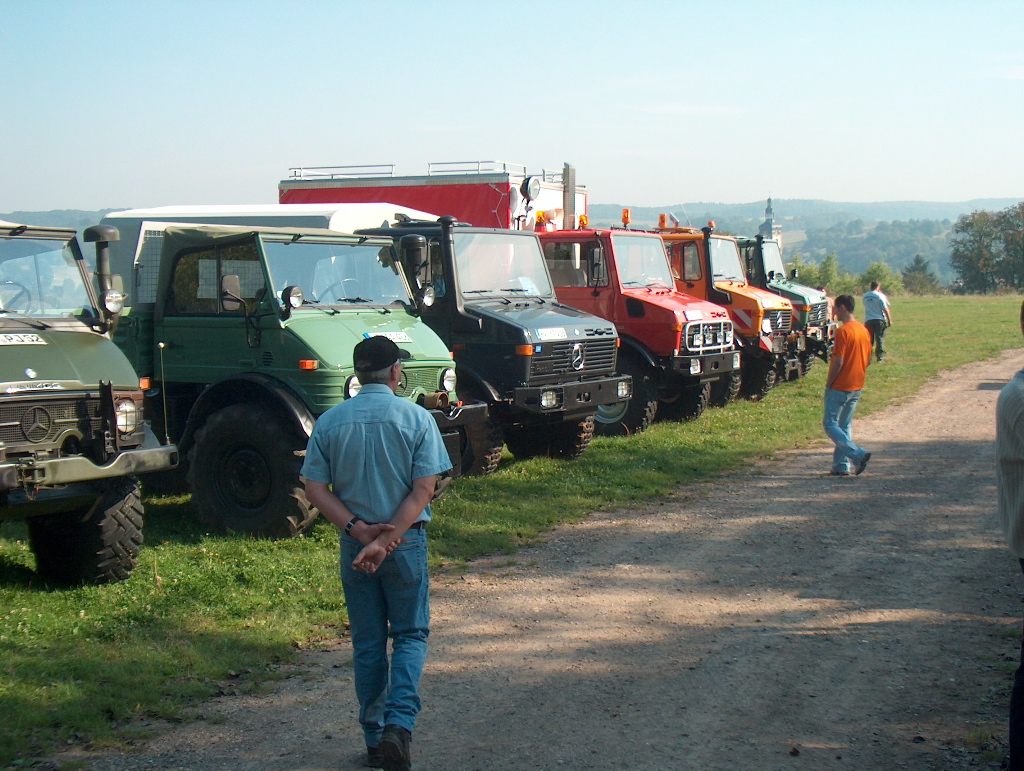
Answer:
[
  {"left": 379, "top": 725, "right": 412, "bottom": 771},
  {"left": 856, "top": 452, "right": 872, "bottom": 476},
  {"left": 366, "top": 745, "right": 384, "bottom": 769},
  {"left": 829, "top": 469, "right": 850, "bottom": 477}
]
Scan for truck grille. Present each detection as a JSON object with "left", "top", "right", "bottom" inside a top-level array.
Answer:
[
  {"left": 766, "top": 309, "right": 792, "bottom": 333},
  {"left": 396, "top": 367, "right": 442, "bottom": 397},
  {"left": 530, "top": 339, "right": 617, "bottom": 378},
  {"left": 807, "top": 301, "right": 828, "bottom": 327},
  {"left": 683, "top": 320, "right": 733, "bottom": 354},
  {"left": 0, "top": 397, "right": 102, "bottom": 450}
]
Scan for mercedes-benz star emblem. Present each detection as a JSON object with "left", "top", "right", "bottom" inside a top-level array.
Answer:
[
  {"left": 571, "top": 342, "right": 585, "bottom": 371},
  {"left": 20, "top": 406, "right": 51, "bottom": 443}
]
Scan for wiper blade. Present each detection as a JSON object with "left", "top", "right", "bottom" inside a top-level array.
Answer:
[{"left": 337, "top": 297, "right": 372, "bottom": 303}]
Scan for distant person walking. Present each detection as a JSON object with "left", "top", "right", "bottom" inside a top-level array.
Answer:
[
  {"left": 862, "top": 281, "right": 892, "bottom": 362},
  {"left": 996, "top": 301, "right": 1024, "bottom": 770},
  {"left": 301, "top": 336, "right": 452, "bottom": 771},
  {"left": 817, "top": 286, "right": 836, "bottom": 321},
  {"left": 823, "top": 295, "right": 873, "bottom": 476}
]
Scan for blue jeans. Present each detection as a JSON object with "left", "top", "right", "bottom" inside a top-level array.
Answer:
[
  {"left": 823, "top": 387, "right": 867, "bottom": 474},
  {"left": 341, "top": 528, "right": 429, "bottom": 747}
]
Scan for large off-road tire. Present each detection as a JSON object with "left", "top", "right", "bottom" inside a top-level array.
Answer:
[
  {"left": 505, "top": 417, "right": 596, "bottom": 461},
  {"left": 461, "top": 388, "right": 505, "bottom": 476},
  {"left": 594, "top": 356, "right": 657, "bottom": 437},
  {"left": 799, "top": 351, "right": 815, "bottom": 377},
  {"left": 187, "top": 404, "right": 317, "bottom": 538},
  {"left": 657, "top": 382, "right": 711, "bottom": 422},
  {"left": 708, "top": 371, "right": 741, "bottom": 409},
  {"left": 741, "top": 360, "right": 778, "bottom": 401},
  {"left": 28, "top": 476, "right": 144, "bottom": 585}
]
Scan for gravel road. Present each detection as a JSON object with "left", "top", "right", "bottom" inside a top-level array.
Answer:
[{"left": 69, "top": 349, "right": 1024, "bottom": 771}]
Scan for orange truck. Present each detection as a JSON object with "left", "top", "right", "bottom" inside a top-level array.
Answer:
[{"left": 657, "top": 219, "right": 800, "bottom": 401}]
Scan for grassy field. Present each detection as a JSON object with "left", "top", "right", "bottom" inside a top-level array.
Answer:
[{"left": 0, "top": 294, "right": 1020, "bottom": 764}]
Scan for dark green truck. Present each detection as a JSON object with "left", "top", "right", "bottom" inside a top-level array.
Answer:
[
  {"left": 739, "top": 235, "right": 834, "bottom": 375},
  {"left": 0, "top": 221, "right": 178, "bottom": 584},
  {"left": 102, "top": 221, "right": 485, "bottom": 537}
]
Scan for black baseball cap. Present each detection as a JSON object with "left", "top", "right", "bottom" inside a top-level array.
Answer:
[{"left": 353, "top": 335, "right": 411, "bottom": 372}]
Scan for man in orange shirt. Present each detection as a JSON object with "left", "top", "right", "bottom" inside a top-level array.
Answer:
[{"left": 824, "top": 295, "right": 874, "bottom": 476}]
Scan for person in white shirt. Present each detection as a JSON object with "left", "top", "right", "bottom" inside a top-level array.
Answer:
[
  {"left": 998, "top": 301, "right": 1024, "bottom": 770},
  {"left": 861, "top": 281, "right": 892, "bottom": 362}
]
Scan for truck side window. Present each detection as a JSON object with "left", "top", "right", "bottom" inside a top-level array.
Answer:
[
  {"left": 168, "top": 242, "right": 265, "bottom": 315},
  {"left": 677, "top": 243, "right": 702, "bottom": 282},
  {"left": 542, "top": 241, "right": 594, "bottom": 288}
]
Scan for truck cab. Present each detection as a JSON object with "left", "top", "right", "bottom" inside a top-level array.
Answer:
[
  {"left": 0, "top": 221, "right": 178, "bottom": 584},
  {"left": 357, "top": 216, "right": 632, "bottom": 472},
  {"left": 658, "top": 221, "right": 800, "bottom": 400},
  {"left": 537, "top": 225, "right": 739, "bottom": 435},
  {"left": 738, "top": 234, "right": 834, "bottom": 373},
  {"left": 99, "top": 216, "right": 486, "bottom": 535}
]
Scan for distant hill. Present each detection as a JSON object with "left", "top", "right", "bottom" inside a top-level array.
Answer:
[
  {"left": 0, "top": 209, "right": 120, "bottom": 230},
  {"left": 588, "top": 198, "right": 1024, "bottom": 229}
]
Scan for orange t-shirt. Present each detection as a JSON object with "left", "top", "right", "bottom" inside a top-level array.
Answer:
[{"left": 830, "top": 319, "right": 872, "bottom": 392}]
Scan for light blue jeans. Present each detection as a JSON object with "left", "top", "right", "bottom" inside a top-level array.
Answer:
[
  {"left": 341, "top": 528, "right": 429, "bottom": 747},
  {"left": 823, "top": 387, "right": 867, "bottom": 474}
]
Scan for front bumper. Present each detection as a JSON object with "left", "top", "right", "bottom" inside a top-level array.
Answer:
[
  {"left": 0, "top": 424, "right": 179, "bottom": 492},
  {"left": 512, "top": 374, "right": 632, "bottom": 417},
  {"left": 430, "top": 400, "right": 489, "bottom": 479},
  {"left": 670, "top": 351, "right": 742, "bottom": 381}
]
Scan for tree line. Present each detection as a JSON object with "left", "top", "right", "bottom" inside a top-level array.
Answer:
[
  {"left": 948, "top": 202, "right": 1024, "bottom": 293},
  {"left": 785, "top": 252, "right": 941, "bottom": 297}
]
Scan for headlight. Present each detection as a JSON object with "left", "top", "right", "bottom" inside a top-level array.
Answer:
[
  {"left": 761, "top": 319, "right": 773, "bottom": 334},
  {"left": 692, "top": 334, "right": 703, "bottom": 346},
  {"left": 441, "top": 367, "right": 457, "bottom": 392},
  {"left": 540, "top": 390, "right": 560, "bottom": 409},
  {"left": 690, "top": 359, "right": 702, "bottom": 375},
  {"left": 617, "top": 380, "right": 632, "bottom": 398},
  {"left": 345, "top": 375, "right": 362, "bottom": 398},
  {"left": 115, "top": 399, "right": 138, "bottom": 433},
  {"left": 732, "top": 352, "right": 741, "bottom": 368},
  {"left": 103, "top": 289, "right": 125, "bottom": 315}
]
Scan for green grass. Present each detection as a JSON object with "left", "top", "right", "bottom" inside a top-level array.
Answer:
[{"left": 0, "top": 294, "right": 1020, "bottom": 764}]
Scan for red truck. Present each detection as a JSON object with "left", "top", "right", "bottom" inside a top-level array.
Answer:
[{"left": 537, "top": 224, "right": 739, "bottom": 434}]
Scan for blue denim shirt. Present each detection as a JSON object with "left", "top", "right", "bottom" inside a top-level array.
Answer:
[{"left": 300, "top": 384, "right": 452, "bottom": 524}]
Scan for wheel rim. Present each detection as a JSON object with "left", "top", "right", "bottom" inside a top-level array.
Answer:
[
  {"left": 219, "top": 447, "right": 272, "bottom": 509},
  {"left": 595, "top": 400, "right": 628, "bottom": 424}
]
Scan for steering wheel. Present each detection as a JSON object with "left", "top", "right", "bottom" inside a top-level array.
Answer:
[
  {"left": 0, "top": 279, "right": 33, "bottom": 312},
  {"left": 317, "top": 278, "right": 361, "bottom": 302}
]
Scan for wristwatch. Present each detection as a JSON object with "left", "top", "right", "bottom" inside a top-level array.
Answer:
[{"left": 345, "top": 517, "right": 362, "bottom": 535}]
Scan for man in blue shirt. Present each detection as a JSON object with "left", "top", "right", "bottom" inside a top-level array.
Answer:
[
  {"left": 302, "top": 335, "right": 452, "bottom": 771},
  {"left": 862, "top": 281, "right": 893, "bottom": 362}
]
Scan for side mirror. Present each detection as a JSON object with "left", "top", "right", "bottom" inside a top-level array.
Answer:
[
  {"left": 220, "top": 274, "right": 244, "bottom": 313},
  {"left": 790, "top": 268, "right": 799, "bottom": 280},
  {"left": 590, "top": 246, "right": 608, "bottom": 287},
  {"left": 399, "top": 234, "right": 429, "bottom": 289},
  {"left": 766, "top": 270, "right": 776, "bottom": 282}
]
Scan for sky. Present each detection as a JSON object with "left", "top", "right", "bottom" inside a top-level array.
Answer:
[{"left": 2, "top": 0, "right": 1022, "bottom": 212}]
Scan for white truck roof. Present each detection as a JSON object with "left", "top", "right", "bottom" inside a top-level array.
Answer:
[{"left": 103, "top": 202, "right": 441, "bottom": 235}]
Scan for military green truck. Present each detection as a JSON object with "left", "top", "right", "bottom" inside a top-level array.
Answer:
[
  {"left": 100, "top": 220, "right": 485, "bottom": 537},
  {"left": 738, "top": 234, "right": 833, "bottom": 375},
  {"left": 0, "top": 221, "right": 178, "bottom": 584}
]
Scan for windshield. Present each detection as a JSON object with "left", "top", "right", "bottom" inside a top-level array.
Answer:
[
  {"left": 611, "top": 234, "right": 674, "bottom": 288},
  {"left": 262, "top": 237, "right": 411, "bottom": 307},
  {"left": 0, "top": 237, "right": 96, "bottom": 318},
  {"left": 453, "top": 232, "right": 553, "bottom": 297},
  {"left": 761, "top": 241, "right": 787, "bottom": 278},
  {"left": 709, "top": 237, "right": 746, "bottom": 283}
]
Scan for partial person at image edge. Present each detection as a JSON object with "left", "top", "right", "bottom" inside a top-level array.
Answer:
[
  {"left": 300, "top": 335, "right": 452, "bottom": 771},
  {"left": 996, "top": 300, "right": 1024, "bottom": 770}
]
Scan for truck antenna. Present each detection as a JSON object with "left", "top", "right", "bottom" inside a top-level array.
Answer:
[{"left": 157, "top": 342, "right": 171, "bottom": 446}]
